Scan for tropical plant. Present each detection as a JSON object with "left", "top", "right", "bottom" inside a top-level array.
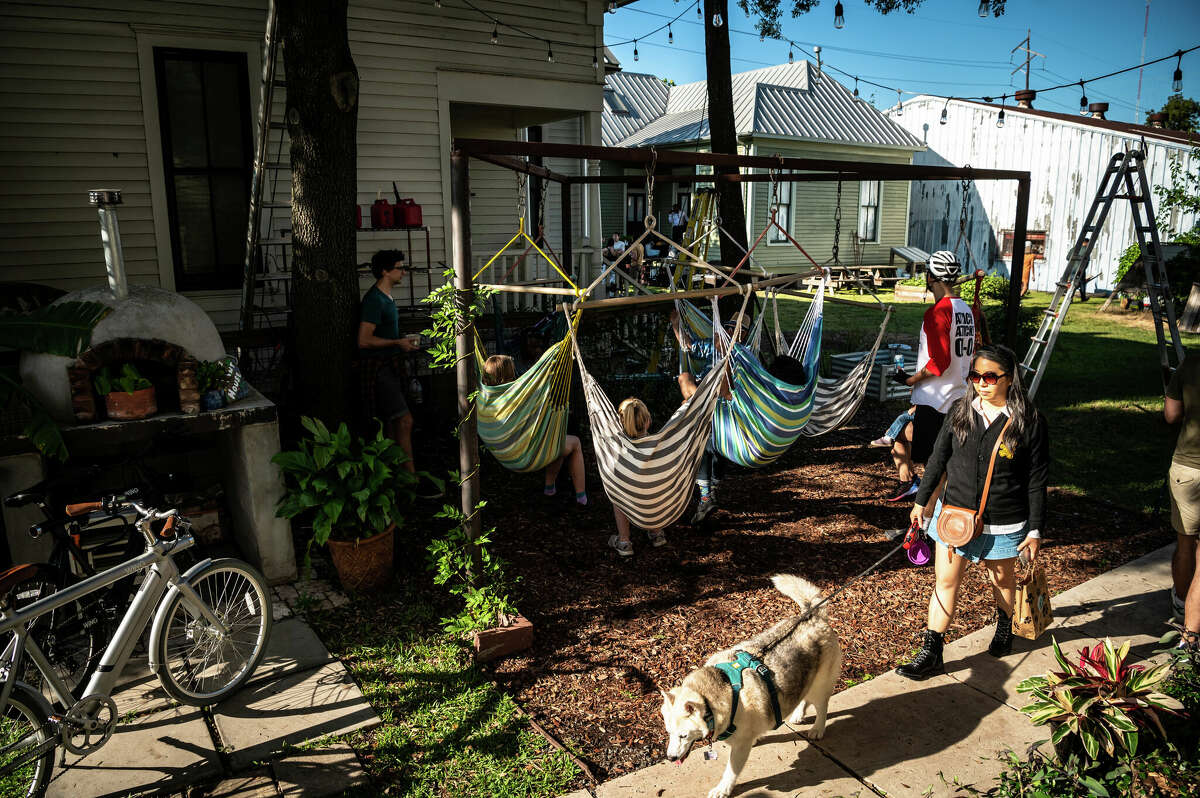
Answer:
[
  {"left": 272, "top": 417, "right": 417, "bottom": 552},
  {"left": 0, "top": 301, "right": 111, "bottom": 459},
  {"left": 196, "top": 359, "right": 235, "bottom": 395},
  {"left": 1018, "top": 637, "right": 1184, "bottom": 763},
  {"left": 427, "top": 496, "right": 520, "bottom": 635},
  {"left": 93, "top": 363, "right": 152, "bottom": 396}
]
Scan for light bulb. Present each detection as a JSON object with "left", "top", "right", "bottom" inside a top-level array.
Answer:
[
  {"left": 593, "top": 51, "right": 599, "bottom": 69},
  {"left": 977, "top": 0, "right": 988, "bottom": 17},
  {"left": 547, "top": 44, "right": 554, "bottom": 63},
  {"left": 491, "top": 23, "right": 498, "bottom": 44},
  {"left": 997, "top": 107, "right": 1006, "bottom": 128},
  {"left": 788, "top": 47, "right": 794, "bottom": 65},
  {"left": 668, "top": 25, "right": 673, "bottom": 44},
  {"left": 834, "top": 1, "right": 844, "bottom": 28},
  {"left": 696, "top": 1, "right": 701, "bottom": 19},
  {"left": 853, "top": 79, "right": 859, "bottom": 99},
  {"left": 712, "top": 12, "right": 723, "bottom": 27},
  {"left": 896, "top": 91, "right": 903, "bottom": 116},
  {"left": 633, "top": 40, "right": 639, "bottom": 61},
  {"left": 1079, "top": 82, "right": 1088, "bottom": 113},
  {"left": 940, "top": 106, "right": 948, "bottom": 125},
  {"left": 1173, "top": 67, "right": 1183, "bottom": 93}
]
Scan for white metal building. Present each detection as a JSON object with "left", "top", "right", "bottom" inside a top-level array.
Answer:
[{"left": 888, "top": 96, "right": 1199, "bottom": 293}]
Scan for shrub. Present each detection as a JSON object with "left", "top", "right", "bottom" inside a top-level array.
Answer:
[
  {"left": 960, "top": 273, "right": 1011, "bottom": 304},
  {"left": 1018, "top": 637, "right": 1183, "bottom": 764},
  {"left": 93, "top": 363, "right": 151, "bottom": 396},
  {"left": 427, "top": 498, "right": 520, "bottom": 634}
]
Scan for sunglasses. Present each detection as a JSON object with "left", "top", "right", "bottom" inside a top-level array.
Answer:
[{"left": 968, "top": 370, "right": 1008, "bottom": 386}]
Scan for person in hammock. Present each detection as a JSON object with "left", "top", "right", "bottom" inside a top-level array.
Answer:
[
  {"left": 481, "top": 354, "right": 588, "bottom": 507},
  {"left": 670, "top": 309, "right": 745, "bottom": 523},
  {"left": 608, "top": 397, "right": 666, "bottom": 556}
]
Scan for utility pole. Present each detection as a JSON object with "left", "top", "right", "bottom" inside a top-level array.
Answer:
[{"left": 1010, "top": 29, "right": 1045, "bottom": 91}]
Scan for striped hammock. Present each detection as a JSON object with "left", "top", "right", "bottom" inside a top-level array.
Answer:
[{"left": 474, "top": 331, "right": 574, "bottom": 473}]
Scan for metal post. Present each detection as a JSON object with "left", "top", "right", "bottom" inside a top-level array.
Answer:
[
  {"left": 561, "top": 181, "right": 572, "bottom": 280},
  {"left": 1006, "top": 177, "right": 1031, "bottom": 347},
  {"left": 90, "top": 189, "right": 128, "bottom": 301},
  {"left": 450, "top": 150, "right": 481, "bottom": 553}
]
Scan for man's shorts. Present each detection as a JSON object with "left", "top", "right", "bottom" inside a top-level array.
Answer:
[
  {"left": 910, "top": 404, "right": 946, "bottom": 465},
  {"left": 1169, "top": 461, "right": 1200, "bottom": 536},
  {"left": 375, "top": 362, "right": 410, "bottom": 422}
]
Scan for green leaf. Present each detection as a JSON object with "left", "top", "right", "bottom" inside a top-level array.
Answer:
[
  {"left": 1051, "top": 636, "right": 1071, "bottom": 672},
  {"left": 0, "top": 301, "right": 111, "bottom": 356},
  {"left": 1079, "top": 729, "right": 1099, "bottom": 761},
  {"left": 1079, "top": 775, "right": 1109, "bottom": 797},
  {"left": 1050, "top": 723, "right": 1073, "bottom": 745},
  {"left": 0, "top": 371, "right": 69, "bottom": 460}
]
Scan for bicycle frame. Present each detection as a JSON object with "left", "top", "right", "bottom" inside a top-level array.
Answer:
[{"left": 0, "top": 531, "right": 224, "bottom": 717}]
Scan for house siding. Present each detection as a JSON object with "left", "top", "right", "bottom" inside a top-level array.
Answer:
[
  {"left": 0, "top": 0, "right": 601, "bottom": 327},
  {"left": 890, "top": 96, "right": 1200, "bottom": 292}
]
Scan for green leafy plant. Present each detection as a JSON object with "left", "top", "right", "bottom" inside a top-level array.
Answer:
[
  {"left": 197, "top": 359, "right": 235, "bottom": 395},
  {"left": 272, "top": 417, "right": 417, "bottom": 552},
  {"left": 0, "top": 300, "right": 111, "bottom": 459},
  {"left": 421, "top": 267, "right": 495, "bottom": 372},
  {"left": 899, "top": 275, "right": 926, "bottom": 287},
  {"left": 426, "top": 496, "right": 520, "bottom": 635},
  {"left": 93, "top": 363, "right": 152, "bottom": 396},
  {"left": 959, "top": 273, "right": 1010, "bottom": 303},
  {"left": 1018, "top": 637, "right": 1184, "bottom": 764}
]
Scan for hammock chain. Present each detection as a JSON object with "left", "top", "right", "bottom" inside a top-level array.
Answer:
[
  {"left": 537, "top": 174, "right": 547, "bottom": 239},
  {"left": 644, "top": 148, "right": 657, "bottom": 226},
  {"left": 832, "top": 176, "right": 842, "bottom": 266},
  {"left": 957, "top": 165, "right": 975, "bottom": 270},
  {"left": 517, "top": 172, "right": 528, "bottom": 223}
]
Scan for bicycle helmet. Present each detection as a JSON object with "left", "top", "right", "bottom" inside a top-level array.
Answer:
[{"left": 927, "top": 250, "right": 961, "bottom": 282}]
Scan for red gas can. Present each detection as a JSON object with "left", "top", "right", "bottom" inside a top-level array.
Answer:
[
  {"left": 370, "top": 198, "right": 394, "bottom": 229},
  {"left": 396, "top": 198, "right": 423, "bottom": 228}
]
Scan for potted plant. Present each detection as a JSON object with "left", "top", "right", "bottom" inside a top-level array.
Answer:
[
  {"left": 94, "top": 363, "right": 157, "bottom": 420},
  {"left": 893, "top": 275, "right": 929, "bottom": 302},
  {"left": 197, "top": 360, "right": 233, "bottom": 411},
  {"left": 272, "top": 417, "right": 416, "bottom": 592}
]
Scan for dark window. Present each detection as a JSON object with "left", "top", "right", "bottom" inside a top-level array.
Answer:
[
  {"left": 154, "top": 48, "right": 252, "bottom": 291},
  {"left": 858, "top": 180, "right": 881, "bottom": 243},
  {"left": 769, "top": 173, "right": 792, "bottom": 244}
]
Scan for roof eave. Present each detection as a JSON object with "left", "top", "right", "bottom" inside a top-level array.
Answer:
[{"left": 749, "top": 132, "right": 924, "bottom": 152}]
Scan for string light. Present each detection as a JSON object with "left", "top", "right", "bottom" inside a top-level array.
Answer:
[
  {"left": 997, "top": 95, "right": 1007, "bottom": 128},
  {"left": 491, "top": 22, "right": 498, "bottom": 44},
  {"left": 633, "top": 39, "right": 639, "bottom": 61},
  {"left": 788, "top": 43, "right": 794, "bottom": 65},
  {"left": 434, "top": 0, "right": 441, "bottom": 7},
  {"left": 853, "top": 77, "right": 859, "bottom": 99},
  {"left": 977, "top": 0, "right": 988, "bottom": 17},
  {"left": 1078, "top": 81, "right": 1088, "bottom": 113},
  {"left": 896, "top": 89, "right": 903, "bottom": 116},
  {"left": 607, "top": 1, "right": 615, "bottom": 11},
  {"left": 593, "top": 49, "right": 599, "bottom": 70},
  {"left": 712, "top": 11, "right": 723, "bottom": 27},
  {"left": 834, "top": 1, "right": 844, "bottom": 29},
  {"left": 668, "top": 24, "right": 673, "bottom": 44},
  {"left": 940, "top": 99, "right": 949, "bottom": 125},
  {"left": 1173, "top": 51, "right": 1184, "bottom": 93},
  {"left": 696, "top": 0, "right": 701, "bottom": 19},
  {"left": 546, "top": 42, "right": 554, "bottom": 63}
]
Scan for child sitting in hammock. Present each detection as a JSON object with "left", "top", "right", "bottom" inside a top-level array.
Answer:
[
  {"left": 481, "top": 354, "right": 588, "bottom": 506},
  {"left": 609, "top": 397, "right": 666, "bottom": 556}
]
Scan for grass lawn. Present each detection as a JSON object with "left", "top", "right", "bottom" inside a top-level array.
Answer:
[
  {"left": 308, "top": 589, "right": 580, "bottom": 797},
  {"left": 774, "top": 287, "right": 1193, "bottom": 511}
]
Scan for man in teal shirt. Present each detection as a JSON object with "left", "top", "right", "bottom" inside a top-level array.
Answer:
[{"left": 359, "top": 249, "right": 422, "bottom": 474}]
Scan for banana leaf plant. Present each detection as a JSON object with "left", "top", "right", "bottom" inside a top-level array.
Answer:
[
  {"left": 0, "top": 301, "right": 112, "bottom": 459},
  {"left": 1018, "top": 636, "right": 1184, "bottom": 764}
]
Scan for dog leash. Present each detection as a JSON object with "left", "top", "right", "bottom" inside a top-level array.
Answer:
[{"left": 798, "top": 522, "right": 925, "bottom": 623}]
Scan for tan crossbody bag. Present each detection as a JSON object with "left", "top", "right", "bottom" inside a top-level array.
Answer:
[{"left": 936, "top": 417, "right": 1013, "bottom": 548}]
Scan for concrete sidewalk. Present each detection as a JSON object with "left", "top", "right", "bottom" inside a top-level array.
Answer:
[{"left": 567, "top": 544, "right": 1175, "bottom": 798}]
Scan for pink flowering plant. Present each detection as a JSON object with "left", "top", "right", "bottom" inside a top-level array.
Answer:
[{"left": 1017, "top": 636, "right": 1184, "bottom": 763}]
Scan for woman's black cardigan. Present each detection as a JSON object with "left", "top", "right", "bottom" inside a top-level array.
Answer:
[{"left": 913, "top": 404, "right": 1050, "bottom": 533}]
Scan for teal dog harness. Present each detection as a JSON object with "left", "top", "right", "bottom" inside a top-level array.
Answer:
[{"left": 704, "top": 650, "right": 784, "bottom": 741}]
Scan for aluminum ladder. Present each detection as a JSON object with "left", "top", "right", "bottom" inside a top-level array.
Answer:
[
  {"left": 239, "top": 0, "right": 292, "bottom": 332},
  {"left": 1020, "top": 150, "right": 1184, "bottom": 397}
]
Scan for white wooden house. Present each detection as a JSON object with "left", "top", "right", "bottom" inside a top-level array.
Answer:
[
  {"left": 888, "top": 96, "right": 1199, "bottom": 293},
  {"left": 0, "top": 0, "right": 609, "bottom": 328}
]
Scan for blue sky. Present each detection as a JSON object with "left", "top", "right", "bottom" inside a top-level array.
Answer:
[{"left": 603, "top": 0, "right": 1200, "bottom": 123}]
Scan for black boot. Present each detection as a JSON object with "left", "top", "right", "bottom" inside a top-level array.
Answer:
[
  {"left": 988, "top": 608, "right": 1013, "bottom": 657},
  {"left": 896, "top": 630, "right": 945, "bottom": 680}
]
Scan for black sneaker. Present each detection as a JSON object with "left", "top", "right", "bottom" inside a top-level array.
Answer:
[{"left": 886, "top": 478, "right": 921, "bottom": 503}]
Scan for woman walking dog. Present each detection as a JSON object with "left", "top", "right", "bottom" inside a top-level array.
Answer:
[{"left": 896, "top": 344, "right": 1050, "bottom": 679}]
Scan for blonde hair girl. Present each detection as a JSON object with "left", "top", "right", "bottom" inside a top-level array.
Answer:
[
  {"left": 482, "top": 354, "right": 588, "bottom": 505},
  {"left": 609, "top": 397, "right": 666, "bottom": 556}
]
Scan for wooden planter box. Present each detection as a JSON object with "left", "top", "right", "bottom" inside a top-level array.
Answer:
[
  {"left": 893, "top": 283, "right": 929, "bottom": 303},
  {"left": 473, "top": 614, "right": 533, "bottom": 663}
]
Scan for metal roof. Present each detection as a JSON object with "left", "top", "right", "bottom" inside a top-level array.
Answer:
[
  {"left": 605, "top": 62, "right": 921, "bottom": 150},
  {"left": 601, "top": 71, "right": 670, "bottom": 146}
]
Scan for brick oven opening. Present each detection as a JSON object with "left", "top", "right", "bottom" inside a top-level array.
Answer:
[{"left": 68, "top": 338, "right": 200, "bottom": 422}]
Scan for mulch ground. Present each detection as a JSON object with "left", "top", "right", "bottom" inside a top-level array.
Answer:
[{"left": 482, "top": 399, "right": 1174, "bottom": 787}]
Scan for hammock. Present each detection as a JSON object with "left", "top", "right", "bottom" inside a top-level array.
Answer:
[
  {"left": 474, "top": 320, "right": 574, "bottom": 473},
  {"left": 570, "top": 293, "right": 749, "bottom": 531}
]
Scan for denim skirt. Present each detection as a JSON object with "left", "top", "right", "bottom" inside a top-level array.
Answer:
[{"left": 927, "top": 500, "right": 1028, "bottom": 563}]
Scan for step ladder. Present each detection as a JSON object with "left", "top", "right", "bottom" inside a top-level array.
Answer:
[
  {"left": 1020, "top": 150, "right": 1184, "bottom": 398},
  {"left": 239, "top": 0, "right": 292, "bottom": 332}
]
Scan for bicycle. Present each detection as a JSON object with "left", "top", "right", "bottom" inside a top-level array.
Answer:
[{"left": 0, "top": 494, "right": 273, "bottom": 796}]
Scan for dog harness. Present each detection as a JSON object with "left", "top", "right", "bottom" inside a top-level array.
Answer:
[{"left": 704, "top": 651, "right": 784, "bottom": 741}]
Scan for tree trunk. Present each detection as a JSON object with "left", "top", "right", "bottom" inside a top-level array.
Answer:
[
  {"left": 703, "top": 0, "right": 748, "bottom": 274},
  {"left": 279, "top": 0, "right": 360, "bottom": 425}
]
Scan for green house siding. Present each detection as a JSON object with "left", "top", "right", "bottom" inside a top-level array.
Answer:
[{"left": 599, "top": 161, "right": 625, "bottom": 239}]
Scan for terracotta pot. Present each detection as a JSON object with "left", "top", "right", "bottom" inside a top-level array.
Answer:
[
  {"left": 473, "top": 614, "right": 533, "bottom": 663},
  {"left": 327, "top": 524, "right": 394, "bottom": 592},
  {"left": 104, "top": 386, "right": 157, "bottom": 420},
  {"left": 893, "top": 283, "right": 929, "bottom": 303}
]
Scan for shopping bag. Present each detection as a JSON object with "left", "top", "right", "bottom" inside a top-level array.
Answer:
[{"left": 1012, "top": 564, "right": 1052, "bottom": 640}]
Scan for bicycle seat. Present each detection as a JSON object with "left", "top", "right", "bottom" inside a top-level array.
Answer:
[{"left": 0, "top": 564, "right": 42, "bottom": 599}]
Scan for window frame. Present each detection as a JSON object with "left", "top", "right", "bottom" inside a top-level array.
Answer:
[
  {"left": 857, "top": 179, "right": 882, "bottom": 244},
  {"left": 152, "top": 46, "right": 254, "bottom": 292},
  {"left": 767, "top": 171, "right": 793, "bottom": 245}
]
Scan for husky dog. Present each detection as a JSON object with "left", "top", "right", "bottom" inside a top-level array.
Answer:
[{"left": 659, "top": 574, "right": 843, "bottom": 798}]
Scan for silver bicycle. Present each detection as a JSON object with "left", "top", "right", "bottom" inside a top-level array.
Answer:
[{"left": 0, "top": 494, "right": 273, "bottom": 797}]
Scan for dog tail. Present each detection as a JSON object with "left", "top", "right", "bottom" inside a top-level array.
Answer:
[{"left": 771, "top": 574, "right": 826, "bottom": 618}]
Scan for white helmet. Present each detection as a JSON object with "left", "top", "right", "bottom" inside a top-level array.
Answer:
[{"left": 928, "top": 250, "right": 961, "bottom": 282}]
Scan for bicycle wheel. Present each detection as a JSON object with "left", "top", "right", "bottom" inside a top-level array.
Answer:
[
  {"left": 3, "top": 565, "right": 107, "bottom": 701},
  {"left": 0, "top": 682, "right": 56, "bottom": 797},
  {"left": 151, "top": 559, "right": 272, "bottom": 706}
]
